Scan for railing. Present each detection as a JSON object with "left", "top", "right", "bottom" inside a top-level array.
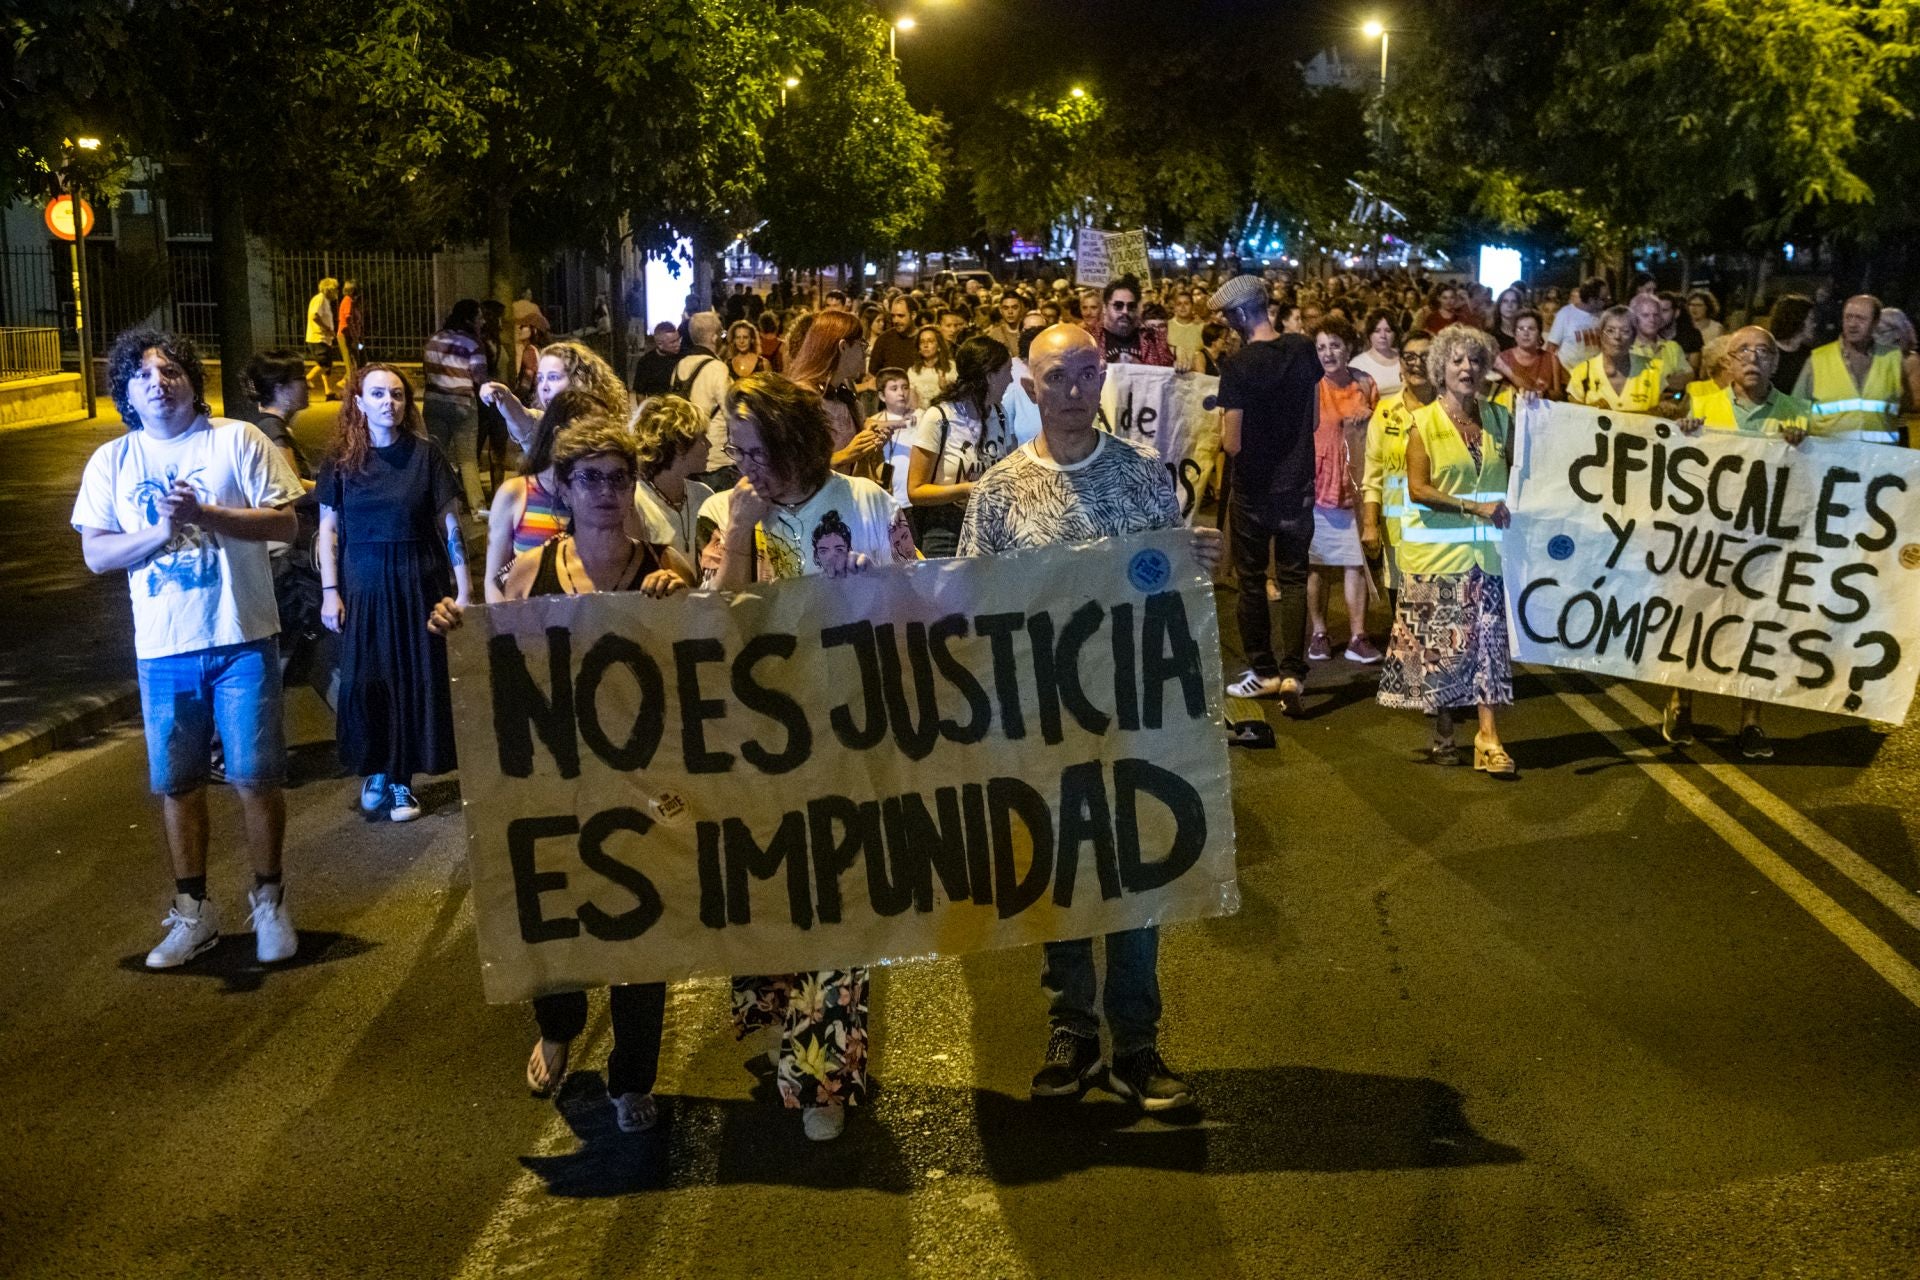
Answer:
[
  {"left": 0, "top": 326, "right": 62, "bottom": 379},
  {"left": 271, "top": 250, "right": 442, "bottom": 363}
]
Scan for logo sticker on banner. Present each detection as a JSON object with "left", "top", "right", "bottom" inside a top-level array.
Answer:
[
  {"left": 447, "top": 531, "right": 1240, "bottom": 1003},
  {"left": 1505, "top": 401, "right": 1920, "bottom": 721}
]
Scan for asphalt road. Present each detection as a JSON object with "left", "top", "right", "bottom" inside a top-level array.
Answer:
[{"left": 3, "top": 578, "right": 1918, "bottom": 1279}]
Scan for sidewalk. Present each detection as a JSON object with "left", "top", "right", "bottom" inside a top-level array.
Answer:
[{"left": 0, "top": 388, "right": 343, "bottom": 772}]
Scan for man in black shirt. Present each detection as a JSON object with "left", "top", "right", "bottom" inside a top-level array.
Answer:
[
  {"left": 868, "top": 295, "right": 918, "bottom": 375},
  {"left": 1211, "top": 274, "right": 1322, "bottom": 712},
  {"left": 630, "top": 323, "right": 683, "bottom": 396}
]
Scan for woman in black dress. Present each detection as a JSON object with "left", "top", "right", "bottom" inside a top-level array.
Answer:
[
  {"left": 317, "top": 364, "right": 471, "bottom": 822},
  {"left": 428, "top": 415, "right": 697, "bottom": 1133}
]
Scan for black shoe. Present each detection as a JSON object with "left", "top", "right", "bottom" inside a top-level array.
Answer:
[
  {"left": 1030, "top": 1027, "right": 1101, "bottom": 1098},
  {"left": 1738, "top": 724, "right": 1774, "bottom": 760},
  {"left": 1106, "top": 1046, "right": 1193, "bottom": 1112},
  {"left": 1662, "top": 702, "right": 1694, "bottom": 746}
]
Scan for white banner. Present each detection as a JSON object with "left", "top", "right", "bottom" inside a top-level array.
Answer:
[
  {"left": 1075, "top": 228, "right": 1150, "bottom": 290},
  {"left": 1101, "top": 363, "right": 1222, "bottom": 525},
  {"left": 1506, "top": 401, "right": 1920, "bottom": 721},
  {"left": 448, "top": 531, "right": 1239, "bottom": 1003}
]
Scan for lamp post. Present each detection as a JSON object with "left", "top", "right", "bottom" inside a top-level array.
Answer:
[
  {"left": 890, "top": 16, "right": 914, "bottom": 63},
  {"left": 1362, "top": 20, "right": 1389, "bottom": 152},
  {"left": 781, "top": 75, "right": 799, "bottom": 107},
  {"left": 63, "top": 136, "right": 102, "bottom": 420}
]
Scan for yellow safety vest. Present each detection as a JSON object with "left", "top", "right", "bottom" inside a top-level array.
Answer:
[
  {"left": 1683, "top": 379, "right": 1720, "bottom": 414},
  {"left": 1397, "top": 399, "right": 1511, "bottom": 578},
  {"left": 1806, "top": 342, "right": 1904, "bottom": 445},
  {"left": 1569, "top": 354, "right": 1667, "bottom": 413},
  {"left": 1363, "top": 391, "right": 1421, "bottom": 549},
  {"left": 1692, "top": 385, "right": 1813, "bottom": 437}
]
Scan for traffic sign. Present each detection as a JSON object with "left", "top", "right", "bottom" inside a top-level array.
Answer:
[{"left": 44, "top": 195, "right": 95, "bottom": 241}]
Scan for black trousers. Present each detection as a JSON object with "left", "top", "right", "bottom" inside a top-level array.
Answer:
[
  {"left": 532, "top": 984, "right": 667, "bottom": 1097},
  {"left": 1230, "top": 492, "right": 1313, "bottom": 681}
]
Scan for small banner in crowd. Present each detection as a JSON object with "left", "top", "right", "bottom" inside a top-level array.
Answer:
[
  {"left": 448, "top": 531, "right": 1239, "bottom": 1003},
  {"left": 1075, "top": 227, "right": 1151, "bottom": 289},
  {"left": 1101, "top": 363, "right": 1222, "bottom": 525},
  {"left": 1506, "top": 401, "right": 1920, "bottom": 721}
]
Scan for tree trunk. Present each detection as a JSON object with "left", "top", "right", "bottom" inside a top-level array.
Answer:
[
  {"left": 487, "top": 186, "right": 515, "bottom": 312},
  {"left": 208, "top": 163, "right": 255, "bottom": 415}
]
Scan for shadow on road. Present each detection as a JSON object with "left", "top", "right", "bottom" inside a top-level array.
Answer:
[
  {"left": 115, "top": 930, "right": 379, "bottom": 994},
  {"left": 518, "top": 1065, "right": 1521, "bottom": 1199}
]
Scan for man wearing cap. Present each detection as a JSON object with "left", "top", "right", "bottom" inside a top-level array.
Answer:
[
  {"left": 1211, "top": 273, "right": 1322, "bottom": 711},
  {"left": 1793, "top": 294, "right": 1914, "bottom": 446}
]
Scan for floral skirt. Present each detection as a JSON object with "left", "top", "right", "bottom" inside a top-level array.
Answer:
[
  {"left": 731, "top": 969, "right": 869, "bottom": 1109},
  {"left": 1377, "top": 567, "right": 1514, "bottom": 711}
]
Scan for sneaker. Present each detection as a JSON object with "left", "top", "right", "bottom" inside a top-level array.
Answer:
[
  {"left": 1105, "top": 1046, "right": 1194, "bottom": 1113},
  {"left": 1227, "top": 670, "right": 1286, "bottom": 699},
  {"left": 1276, "top": 677, "right": 1305, "bottom": 718},
  {"left": 1661, "top": 703, "right": 1694, "bottom": 746},
  {"left": 146, "top": 894, "right": 221, "bottom": 969},
  {"left": 802, "top": 1102, "right": 846, "bottom": 1141},
  {"left": 359, "top": 773, "right": 388, "bottom": 813},
  {"left": 248, "top": 885, "right": 298, "bottom": 964},
  {"left": 1344, "top": 635, "right": 1383, "bottom": 664},
  {"left": 613, "top": 1092, "right": 659, "bottom": 1134},
  {"left": 1307, "top": 632, "right": 1332, "bottom": 662},
  {"left": 387, "top": 783, "right": 422, "bottom": 822},
  {"left": 1738, "top": 724, "right": 1774, "bottom": 760},
  {"left": 1030, "top": 1027, "right": 1102, "bottom": 1098}
]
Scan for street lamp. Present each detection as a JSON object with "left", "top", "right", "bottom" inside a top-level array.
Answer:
[
  {"left": 890, "top": 16, "right": 914, "bottom": 61},
  {"left": 60, "top": 135, "right": 100, "bottom": 419},
  {"left": 1361, "top": 19, "right": 1389, "bottom": 151},
  {"left": 1070, "top": 85, "right": 1086, "bottom": 98},
  {"left": 781, "top": 74, "right": 799, "bottom": 106}
]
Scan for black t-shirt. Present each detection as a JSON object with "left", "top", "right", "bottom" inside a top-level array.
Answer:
[
  {"left": 631, "top": 348, "right": 681, "bottom": 396},
  {"left": 1102, "top": 327, "right": 1143, "bottom": 363},
  {"left": 1217, "top": 334, "right": 1322, "bottom": 517},
  {"left": 869, "top": 328, "right": 918, "bottom": 376}
]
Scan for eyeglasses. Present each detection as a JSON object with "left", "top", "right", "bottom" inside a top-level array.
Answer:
[
  {"left": 1729, "top": 345, "right": 1774, "bottom": 363},
  {"left": 567, "top": 467, "right": 634, "bottom": 491},
  {"left": 722, "top": 441, "right": 770, "bottom": 465}
]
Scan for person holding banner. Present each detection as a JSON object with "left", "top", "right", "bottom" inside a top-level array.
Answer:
[
  {"left": 1085, "top": 274, "right": 1176, "bottom": 367},
  {"left": 427, "top": 417, "right": 696, "bottom": 1133},
  {"left": 1566, "top": 306, "right": 1675, "bottom": 416},
  {"left": 1379, "top": 326, "right": 1518, "bottom": 776},
  {"left": 630, "top": 394, "right": 715, "bottom": 557},
  {"left": 1664, "top": 326, "right": 1815, "bottom": 757},
  {"left": 907, "top": 335, "right": 1017, "bottom": 557},
  {"left": 1360, "top": 332, "right": 1436, "bottom": 593},
  {"left": 707, "top": 373, "right": 915, "bottom": 1139},
  {"left": 1793, "top": 294, "right": 1913, "bottom": 446},
  {"left": 957, "top": 323, "right": 1223, "bottom": 1112}
]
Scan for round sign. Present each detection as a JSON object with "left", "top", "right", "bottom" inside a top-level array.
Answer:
[{"left": 44, "top": 195, "right": 95, "bottom": 241}]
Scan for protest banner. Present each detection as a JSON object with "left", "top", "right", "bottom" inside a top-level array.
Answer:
[
  {"left": 447, "top": 530, "right": 1239, "bottom": 1003},
  {"left": 1505, "top": 401, "right": 1920, "bottom": 721},
  {"left": 1101, "top": 363, "right": 1223, "bottom": 524},
  {"left": 1074, "top": 227, "right": 1151, "bottom": 289}
]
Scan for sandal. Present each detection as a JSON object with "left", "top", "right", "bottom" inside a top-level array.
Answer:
[
  {"left": 1473, "top": 734, "right": 1517, "bottom": 778},
  {"left": 1427, "top": 740, "right": 1462, "bottom": 766},
  {"left": 526, "top": 1038, "right": 570, "bottom": 1097}
]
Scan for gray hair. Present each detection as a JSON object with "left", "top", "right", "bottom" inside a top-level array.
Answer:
[
  {"left": 687, "top": 310, "right": 723, "bottom": 350},
  {"left": 1698, "top": 333, "right": 1735, "bottom": 378},
  {"left": 1426, "top": 324, "right": 1499, "bottom": 385}
]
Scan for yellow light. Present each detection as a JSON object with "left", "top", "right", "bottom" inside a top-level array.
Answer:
[
  {"left": 895, "top": 16, "right": 916, "bottom": 30},
  {"left": 1069, "top": 86, "right": 1086, "bottom": 98},
  {"left": 1362, "top": 19, "right": 1384, "bottom": 38},
  {"left": 76, "top": 136, "right": 102, "bottom": 150},
  {"left": 783, "top": 76, "right": 800, "bottom": 88}
]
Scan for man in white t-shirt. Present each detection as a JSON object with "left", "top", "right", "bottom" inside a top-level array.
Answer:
[
  {"left": 1166, "top": 289, "right": 1206, "bottom": 367},
  {"left": 958, "top": 323, "right": 1221, "bottom": 1116},
  {"left": 1546, "top": 276, "right": 1610, "bottom": 372},
  {"left": 72, "top": 328, "right": 304, "bottom": 971}
]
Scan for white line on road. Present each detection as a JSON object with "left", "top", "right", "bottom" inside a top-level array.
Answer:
[{"left": 1552, "top": 681, "right": 1920, "bottom": 1011}]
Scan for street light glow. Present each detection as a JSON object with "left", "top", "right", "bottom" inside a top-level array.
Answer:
[
  {"left": 1070, "top": 86, "right": 1086, "bottom": 98},
  {"left": 1362, "top": 19, "right": 1384, "bottom": 38},
  {"left": 76, "top": 136, "right": 102, "bottom": 150},
  {"left": 895, "top": 16, "right": 916, "bottom": 30},
  {"left": 783, "top": 76, "right": 800, "bottom": 88}
]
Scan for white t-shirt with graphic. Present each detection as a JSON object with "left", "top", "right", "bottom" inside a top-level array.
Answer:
[
  {"left": 697, "top": 472, "right": 911, "bottom": 582},
  {"left": 1547, "top": 304, "right": 1604, "bottom": 371},
  {"left": 910, "top": 400, "right": 1018, "bottom": 488},
  {"left": 72, "top": 416, "right": 303, "bottom": 660}
]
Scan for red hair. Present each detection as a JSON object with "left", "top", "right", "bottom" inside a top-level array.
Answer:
[
  {"left": 333, "top": 362, "right": 425, "bottom": 473},
  {"left": 784, "top": 308, "right": 864, "bottom": 391}
]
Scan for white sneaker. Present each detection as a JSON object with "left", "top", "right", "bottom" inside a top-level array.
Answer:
[
  {"left": 248, "top": 885, "right": 298, "bottom": 964},
  {"left": 802, "top": 1102, "right": 846, "bottom": 1142},
  {"left": 613, "top": 1092, "right": 659, "bottom": 1133},
  {"left": 1227, "top": 670, "right": 1286, "bottom": 699},
  {"left": 387, "top": 783, "right": 422, "bottom": 822},
  {"left": 146, "top": 894, "right": 221, "bottom": 969},
  {"left": 359, "top": 773, "right": 388, "bottom": 813}
]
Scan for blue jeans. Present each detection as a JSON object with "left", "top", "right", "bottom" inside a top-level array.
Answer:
[
  {"left": 136, "top": 638, "right": 285, "bottom": 794},
  {"left": 1041, "top": 926, "right": 1161, "bottom": 1055}
]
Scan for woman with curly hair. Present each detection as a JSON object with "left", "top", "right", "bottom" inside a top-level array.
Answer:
[
  {"left": 726, "top": 320, "right": 768, "bottom": 380},
  {"left": 479, "top": 339, "right": 631, "bottom": 450},
  {"left": 1378, "top": 325, "right": 1517, "bottom": 777},
  {"left": 629, "top": 394, "right": 714, "bottom": 555},
  {"left": 316, "top": 364, "right": 471, "bottom": 821}
]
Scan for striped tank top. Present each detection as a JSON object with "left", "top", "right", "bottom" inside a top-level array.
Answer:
[{"left": 512, "top": 473, "right": 568, "bottom": 555}]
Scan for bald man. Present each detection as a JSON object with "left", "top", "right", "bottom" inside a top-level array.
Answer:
[
  {"left": 1668, "top": 324, "right": 1814, "bottom": 758},
  {"left": 957, "top": 322, "right": 1219, "bottom": 1114},
  {"left": 1795, "top": 294, "right": 1913, "bottom": 445}
]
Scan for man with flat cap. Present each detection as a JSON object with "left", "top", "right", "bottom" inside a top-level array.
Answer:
[{"left": 1210, "top": 274, "right": 1322, "bottom": 712}]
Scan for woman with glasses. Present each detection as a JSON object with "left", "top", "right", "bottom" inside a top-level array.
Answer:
[
  {"left": 699, "top": 373, "right": 914, "bottom": 1140},
  {"left": 1360, "top": 332, "right": 1436, "bottom": 597},
  {"left": 1566, "top": 306, "right": 1671, "bottom": 414},
  {"left": 317, "top": 365, "right": 471, "bottom": 822},
  {"left": 429, "top": 416, "right": 696, "bottom": 1134}
]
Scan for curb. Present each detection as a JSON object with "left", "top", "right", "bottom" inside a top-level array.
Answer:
[{"left": 0, "top": 683, "right": 141, "bottom": 776}]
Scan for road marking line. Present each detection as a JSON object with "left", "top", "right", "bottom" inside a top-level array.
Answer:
[
  {"left": 1553, "top": 683, "right": 1920, "bottom": 1010},
  {"left": 1599, "top": 681, "right": 1920, "bottom": 933}
]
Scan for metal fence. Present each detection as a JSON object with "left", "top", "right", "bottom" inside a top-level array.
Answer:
[
  {"left": 0, "top": 326, "right": 62, "bottom": 379},
  {"left": 272, "top": 250, "right": 440, "bottom": 363}
]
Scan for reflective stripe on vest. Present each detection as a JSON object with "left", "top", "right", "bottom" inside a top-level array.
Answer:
[
  {"left": 1831, "top": 427, "right": 1904, "bottom": 444},
  {"left": 1398, "top": 492, "right": 1507, "bottom": 541},
  {"left": 1810, "top": 397, "right": 1900, "bottom": 416}
]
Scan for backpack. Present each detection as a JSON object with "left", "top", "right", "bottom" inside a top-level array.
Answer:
[{"left": 670, "top": 355, "right": 719, "bottom": 400}]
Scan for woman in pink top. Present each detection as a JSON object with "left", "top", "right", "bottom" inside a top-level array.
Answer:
[{"left": 1307, "top": 319, "right": 1380, "bottom": 663}]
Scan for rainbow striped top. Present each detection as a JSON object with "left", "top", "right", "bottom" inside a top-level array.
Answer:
[{"left": 512, "top": 473, "right": 568, "bottom": 556}]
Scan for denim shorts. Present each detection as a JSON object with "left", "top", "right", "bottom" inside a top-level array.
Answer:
[{"left": 137, "top": 638, "right": 286, "bottom": 794}]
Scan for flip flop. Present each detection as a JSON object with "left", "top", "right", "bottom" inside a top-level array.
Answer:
[{"left": 526, "top": 1038, "right": 570, "bottom": 1097}]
